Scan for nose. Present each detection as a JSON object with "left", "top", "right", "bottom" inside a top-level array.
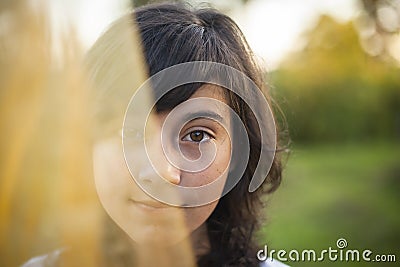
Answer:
[
  {"left": 138, "top": 161, "right": 180, "bottom": 185},
  {"left": 137, "top": 124, "right": 181, "bottom": 185}
]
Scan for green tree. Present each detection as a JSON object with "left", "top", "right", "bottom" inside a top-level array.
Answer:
[{"left": 271, "top": 15, "right": 400, "bottom": 143}]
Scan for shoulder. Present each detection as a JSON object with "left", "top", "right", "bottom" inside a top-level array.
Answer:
[
  {"left": 260, "top": 258, "right": 291, "bottom": 267},
  {"left": 20, "top": 249, "right": 64, "bottom": 267}
]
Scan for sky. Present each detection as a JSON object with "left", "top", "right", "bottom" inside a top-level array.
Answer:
[
  {"left": 46, "top": 0, "right": 360, "bottom": 70},
  {"left": 231, "top": 0, "right": 359, "bottom": 69}
]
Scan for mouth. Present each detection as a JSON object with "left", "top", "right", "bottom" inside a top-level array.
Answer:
[{"left": 129, "top": 198, "right": 170, "bottom": 210}]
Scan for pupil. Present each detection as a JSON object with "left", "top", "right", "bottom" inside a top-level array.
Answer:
[{"left": 190, "top": 131, "right": 203, "bottom": 142}]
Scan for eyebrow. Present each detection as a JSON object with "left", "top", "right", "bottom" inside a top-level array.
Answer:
[{"left": 183, "top": 111, "right": 226, "bottom": 124}]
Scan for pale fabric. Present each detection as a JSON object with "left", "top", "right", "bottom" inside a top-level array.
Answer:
[
  {"left": 20, "top": 249, "right": 64, "bottom": 267},
  {"left": 260, "top": 258, "right": 291, "bottom": 267},
  {"left": 21, "top": 250, "right": 290, "bottom": 267}
]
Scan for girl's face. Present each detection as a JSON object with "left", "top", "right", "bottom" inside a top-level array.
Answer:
[{"left": 93, "top": 85, "right": 232, "bottom": 245}]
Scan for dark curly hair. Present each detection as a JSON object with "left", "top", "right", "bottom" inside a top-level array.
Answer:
[{"left": 132, "top": 3, "right": 283, "bottom": 267}]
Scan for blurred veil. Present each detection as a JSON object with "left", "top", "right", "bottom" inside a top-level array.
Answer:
[{"left": 0, "top": 1, "right": 195, "bottom": 266}]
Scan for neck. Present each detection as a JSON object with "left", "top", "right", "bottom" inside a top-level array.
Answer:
[
  {"left": 131, "top": 223, "right": 210, "bottom": 266},
  {"left": 190, "top": 223, "right": 210, "bottom": 258}
]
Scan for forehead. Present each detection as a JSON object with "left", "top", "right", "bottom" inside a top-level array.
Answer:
[
  {"left": 157, "top": 84, "right": 231, "bottom": 125},
  {"left": 189, "top": 84, "right": 227, "bottom": 102}
]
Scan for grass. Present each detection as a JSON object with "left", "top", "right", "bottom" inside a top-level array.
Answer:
[{"left": 259, "top": 141, "right": 400, "bottom": 266}]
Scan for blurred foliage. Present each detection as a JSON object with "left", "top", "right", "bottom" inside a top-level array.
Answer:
[
  {"left": 357, "top": 0, "right": 400, "bottom": 58},
  {"left": 271, "top": 15, "right": 400, "bottom": 143},
  {"left": 262, "top": 142, "right": 400, "bottom": 267},
  {"left": 0, "top": 3, "right": 102, "bottom": 266},
  {"left": 361, "top": 0, "right": 400, "bottom": 34},
  {"left": 265, "top": 16, "right": 400, "bottom": 264}
]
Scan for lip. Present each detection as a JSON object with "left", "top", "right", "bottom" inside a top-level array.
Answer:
[{"left": 129, "top": 199, "right": 169, "bottom": 210}]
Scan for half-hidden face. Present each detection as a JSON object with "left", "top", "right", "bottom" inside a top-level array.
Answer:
[{"left": 93, "top": 85, "right": 232, "bottom": 244}]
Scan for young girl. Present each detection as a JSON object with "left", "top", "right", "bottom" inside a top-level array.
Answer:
[{"left": 23, "top": 2, "right": 287, "bottom": 267}]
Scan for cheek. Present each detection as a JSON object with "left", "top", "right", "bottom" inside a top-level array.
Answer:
[
  {"left": 178, "top": 140, "right": 229, "bottom": 232},
  {"left": 93, "top": 143, "right": 136, "bottom": 230},
  {"left": 180, "top": 139, "right": 231, "bottom": 187},
  {"left": 93, "top": 141, "right": 149, "bottom": 204},
  {"left": 93, "top": 143, "right": 131, "bottom": 202}
]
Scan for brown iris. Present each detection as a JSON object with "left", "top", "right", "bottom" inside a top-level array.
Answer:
[{"left": 190, "top": 131, "right": 204, "bottom": 142}]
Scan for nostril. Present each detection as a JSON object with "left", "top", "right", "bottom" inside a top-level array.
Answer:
[
  {"left": 138, "top": 167, "right": 155, "bottom": 183},
  {"left": 136, "top": 161, "right": 181, "bottom": 185},
  {"left": 139, "top": 177, "right": 153, "bottom": 184}
]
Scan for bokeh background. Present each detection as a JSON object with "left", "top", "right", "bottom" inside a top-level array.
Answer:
[
  {"left": 1, "top": 0, "right": 399, "bottom": 266},
  {"left": 130, "top": 1, "right": 400, "bottom": 266}
]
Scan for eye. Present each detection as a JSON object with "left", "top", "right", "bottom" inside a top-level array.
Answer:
[{"left": 182, "top": 130, "right": 212, "bottom": 143}]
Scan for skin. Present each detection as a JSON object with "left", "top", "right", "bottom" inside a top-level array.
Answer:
[{"left": 93, "top": 85, "right": 232, "bottom": 255}]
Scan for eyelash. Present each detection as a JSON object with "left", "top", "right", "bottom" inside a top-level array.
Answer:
[{"left": 181, "top": 130, "right": 213, "bottom": 143}]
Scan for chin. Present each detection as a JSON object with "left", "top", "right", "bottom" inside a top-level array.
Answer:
[{"left": 127, "top": 223, "right": 191, "bottom": 246}]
